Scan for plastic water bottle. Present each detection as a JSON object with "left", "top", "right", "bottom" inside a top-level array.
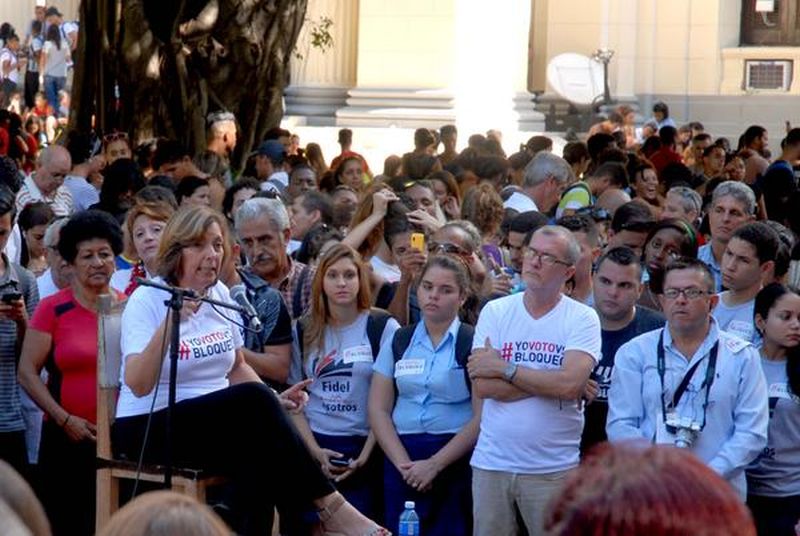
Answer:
[{"left": 398, "top": 500, "right": 419, "bottom": 536}]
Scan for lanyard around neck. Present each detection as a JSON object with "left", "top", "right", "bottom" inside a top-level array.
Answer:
[{"left": 656, "top": 329, "right": 719, "bottom": 431}]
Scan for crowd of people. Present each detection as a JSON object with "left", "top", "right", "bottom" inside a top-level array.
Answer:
[{"left": 0, "top": 7, "right": 799, "bottom": 534}]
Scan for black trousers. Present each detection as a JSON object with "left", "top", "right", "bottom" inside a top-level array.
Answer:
[
  {"left": 113, "top": 382, "right": 334, "bottom": 536},
  {"left": 0, "top": 430, "right": 29, "bottom": 480},
  {"left": 38, "top": 420, "right": 96, "bottom": 536},
  {"left": 24, "top": 70, "right": 39, "bottom": 109},
  {"left": 748, "top": 493, "right": 800, "bottom": 536}
]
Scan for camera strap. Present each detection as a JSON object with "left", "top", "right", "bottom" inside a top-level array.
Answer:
[{"left": 657, "top": 329, "right": 719, "bottom": 431}]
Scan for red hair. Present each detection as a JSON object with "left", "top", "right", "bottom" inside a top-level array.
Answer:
[{"left": 544, "top": 442, "right": 755, "bottom": 536}]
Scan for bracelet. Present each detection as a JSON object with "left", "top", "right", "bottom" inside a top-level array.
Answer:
[{"left": 61, "top": 414, "right": 71, "bottom": 427}]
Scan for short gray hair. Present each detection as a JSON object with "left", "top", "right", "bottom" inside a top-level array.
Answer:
[
  {"left": 667, "top": 186, "right": 702, "bottom": 215},
  {"left": 536, "top": 225, "right": 581, "bottom": 265},
  {"left": 44, "top": 217, "right": 68, "bottom": 248},
  {"left": 522, "top": 152, "right": 574, "bottom": 189},
  {"left": 711, "top": 181, "right": 756, "bottom": 215},
  {"left": 440, "top": 220, "right": 482, "bottom": 253},
  {"left": 234, "top": 197, "right": 289, "bottom": 232}
]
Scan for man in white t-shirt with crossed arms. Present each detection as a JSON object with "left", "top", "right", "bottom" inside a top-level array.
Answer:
[{"left": 467, "top": 225, "right": 601, "bottom": 536}]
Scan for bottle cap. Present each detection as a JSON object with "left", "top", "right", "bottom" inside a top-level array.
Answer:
[{"left": 404, "top": 500, "right": 415, "bottom": 509}]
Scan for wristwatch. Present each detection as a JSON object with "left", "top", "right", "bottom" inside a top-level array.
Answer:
[{"left": 503, "top": 361, "right": 518, "bottom": 383}]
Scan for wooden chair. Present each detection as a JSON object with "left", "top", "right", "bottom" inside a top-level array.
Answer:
[{"left": 95, "top": 294, "right": 226, "bottom": 531}]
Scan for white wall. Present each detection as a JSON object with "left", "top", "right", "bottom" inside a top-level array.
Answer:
[{"left": 0, "top": 1, "right": 80, "bottom": 40}]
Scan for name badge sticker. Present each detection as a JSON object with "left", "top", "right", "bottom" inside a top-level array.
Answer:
[
  {"left": 769, "top": 382, "right": 800, "bottom": 403},
  {"left": 395, "top": 359, "right": 425, "bottom": 377},
  {"left": 343, "top": 344, "right": 373, "bottom": 364}
]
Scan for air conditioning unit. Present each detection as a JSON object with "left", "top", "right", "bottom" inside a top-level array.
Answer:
[{"left": 745, "top": 60, "right": 793, "bottom": 91}]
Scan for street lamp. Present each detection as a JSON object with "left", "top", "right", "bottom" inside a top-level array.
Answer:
[{"left": 591, "top": 48, "right": 615, "bottom": 106}]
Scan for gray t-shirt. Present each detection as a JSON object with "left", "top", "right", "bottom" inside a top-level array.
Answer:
[
  {"left": 746, "top": 358, "right": 800, "bottom": 497},
  {"left": 291, "top": 311, "right": 399, "bottom": 437},
  {"left": 713, "top": 293, "right": 759, "bottom": 345},
  {"left": 0, "top": 260, "right": 39, "bottom": 432}
]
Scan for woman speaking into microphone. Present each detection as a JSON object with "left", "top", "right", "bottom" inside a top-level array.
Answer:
[{"left": 112, "top": 206, "right": 388, "bottom": 536}]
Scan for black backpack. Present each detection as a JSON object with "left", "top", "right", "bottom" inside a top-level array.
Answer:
[
  {"left": 390, "top": 322, "right": 474, "bottom": 393},
  {"left": 296, "top": 308, "right": 392, "bottom": 362}
]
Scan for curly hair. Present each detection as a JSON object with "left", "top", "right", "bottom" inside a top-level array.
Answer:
[{"left": 460, "top": 183, "right": 504, "bottom": 237}]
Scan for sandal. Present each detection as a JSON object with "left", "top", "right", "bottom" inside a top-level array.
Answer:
[{"left": 317, "top": 493, "right": 392, "bottom": 536}]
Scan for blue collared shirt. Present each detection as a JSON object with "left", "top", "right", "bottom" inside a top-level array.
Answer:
[
  {"left": 607, "top": 319, "right": 768, "bottom": 498},
  {"left": 698, "top": 244, "right": 723, "bottom": 293},
  {"left": 373, "top": 318, "right": 473, "bottom": 435}
]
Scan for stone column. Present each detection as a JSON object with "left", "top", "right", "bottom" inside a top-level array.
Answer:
[
  {"left": 453, "top": 0, "right": 544, "bottom": 134},
  {"left": 285, "top": 0, "right": 359, "bottom": 125},
  {"left": 335, "top": 0, "right": 458, "bottom": 127},
  {"left": 336, "top": 0, "right": 543, "bottom": 132}
]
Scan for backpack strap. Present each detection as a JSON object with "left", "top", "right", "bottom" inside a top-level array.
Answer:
[
  {"left": 292, "top": 265, "right": 311, "bottom": 319},
  {"left": 390, "top": 324, "right": 417, "bottom": 395},
  {"left": 295, "top": 317, "right": 305, "bottom": 364},
  {"left": 365, "top": 308, "right": 392, "bottom": 359},
  {"left": 454, "top": 323, "right": 475, "bottom": 393},
  {"left": 391, "top": 325, "right": 417, "bottom": 364}
]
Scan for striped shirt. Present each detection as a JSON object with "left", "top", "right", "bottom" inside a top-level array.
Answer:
[
  {"left": 16, "top": 174, "right": 74, "bottom": 217},
  {"left": 0, "top": 257, "right": 39, "bottom": 432},
  {"left": 274, "top": 258, "right": 315, "bottom": 320}
]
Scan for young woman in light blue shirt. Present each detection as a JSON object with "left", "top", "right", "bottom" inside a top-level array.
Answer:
[{"left": 369, "top": 255, "right": 482, "bottom": 536}]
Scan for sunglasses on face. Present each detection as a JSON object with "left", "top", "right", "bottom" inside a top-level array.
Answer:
[{"left": 427, "top": 241, "right": 471, "bottom": 258}]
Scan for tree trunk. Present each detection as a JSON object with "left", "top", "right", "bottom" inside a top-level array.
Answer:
[{"left": 71, "top": 0, "right": 308, "bottom": 170}]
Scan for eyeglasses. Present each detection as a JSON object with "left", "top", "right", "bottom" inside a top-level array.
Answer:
[
  {"left": 428, "top": 241, "right": 470, "bottom": 258},
  {"left": 662, "top": 287, "right": 710, "bottom": 300},
  {"left": 523, "top": 247, "right": 571, "bottom": 267}
]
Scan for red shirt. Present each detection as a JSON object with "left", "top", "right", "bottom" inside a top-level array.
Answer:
[
  {"left": 330, "top": 150, "right": 372, "bottom": 175},
  {"left": 30, "top": 288, "right": 123, "bottom": 424},
  {"left": 649, "top": 147, "right": 683, "bottom": 176},
  {"left": 0, "top": 127, "right": 8, "bottom": 156}
]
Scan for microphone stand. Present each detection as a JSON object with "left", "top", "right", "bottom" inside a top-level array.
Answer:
[{"left": 135, "top": 278, "right": 247, "bottom": 488}]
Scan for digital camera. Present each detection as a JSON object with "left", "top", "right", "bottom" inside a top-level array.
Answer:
[{"left": 665, "top": 414, "right": 701, "bottom": 449}]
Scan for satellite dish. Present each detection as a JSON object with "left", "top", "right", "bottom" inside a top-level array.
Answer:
[{"left": 546, "top": 53, "right": 604, "bottom": 106}]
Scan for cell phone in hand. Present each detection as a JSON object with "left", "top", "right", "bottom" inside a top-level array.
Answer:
[
  {"left": 1, "top": 292, "right": 22, "bottom": 303},
  {"left": 410, "top": 232, "right": 425, "bottom": 252},
  {"left": 329, "top": 457, "right": 352, "bottom": 468}
]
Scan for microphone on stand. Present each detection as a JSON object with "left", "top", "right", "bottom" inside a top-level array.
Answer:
[{"left": 229, "top": 284, "right": 263, "bottom": 331}]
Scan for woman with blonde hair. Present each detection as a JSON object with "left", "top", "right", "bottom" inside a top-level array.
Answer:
[
  {"left": 291, "top": 243, "right": 399, "bottom": 527},
  {"left": 110, "top": 200, "right": 175, "bottom": 295},
  {"left": 306, "top": 142, "right": 329, "bottom": 178},
  {"left": 113, "top": 206, "right": 388, "bottom": 536},
  {"left": 97, "top": 491, "right": 228, "bottom": 536}
]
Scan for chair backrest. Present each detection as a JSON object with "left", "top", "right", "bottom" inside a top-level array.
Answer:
[{"left": 97, "top": 294, "right": 126, "bottom": 460}]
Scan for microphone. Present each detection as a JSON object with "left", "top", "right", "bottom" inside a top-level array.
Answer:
[{"left": 229, "top": 284, "right": 263, "bottom": 331}]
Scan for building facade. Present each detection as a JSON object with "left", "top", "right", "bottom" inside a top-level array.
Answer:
[{"left": 288, "top": 0, "right": 800, "bottom": 138}]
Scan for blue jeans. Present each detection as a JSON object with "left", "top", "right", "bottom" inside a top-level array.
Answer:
[{"left": 43, "top": 75, "right": 65, "bottom": 114}]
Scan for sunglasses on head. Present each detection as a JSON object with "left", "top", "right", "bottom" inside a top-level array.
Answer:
[{"left": 103, "top": 131, "right": 129, "bottom": 143}]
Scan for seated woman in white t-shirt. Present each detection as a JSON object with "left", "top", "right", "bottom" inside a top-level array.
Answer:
[
  {"left": 112, "top": 206, "right": 389, "bottom": 536},
  {"left": 290, "top": 243, "right": 399, "bottom": 529},
  {"left": 110, "top": 200, "right": 174, "bottom": 295}
]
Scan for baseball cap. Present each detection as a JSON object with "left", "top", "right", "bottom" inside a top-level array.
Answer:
[
  {"left": 250, "top": 140, "right": 286, "bottom": 163},
  {"left": 45, "top": 7, "right": 62, "bottom": 17}
]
